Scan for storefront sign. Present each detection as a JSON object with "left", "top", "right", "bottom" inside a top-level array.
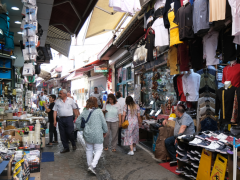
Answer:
[{"left": 94, "top": 66, "right": 108, "bottom": 73}]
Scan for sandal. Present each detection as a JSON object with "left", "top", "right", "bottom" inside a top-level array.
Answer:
[
  {"left": 104, "top": 148, "right": 108, "bottom": 151},
  {"left": 46, "top": 143, "right": 53, "bottom": 147},
  {"left": 112, "top": 149, "right": 116, "bottom": 152}
]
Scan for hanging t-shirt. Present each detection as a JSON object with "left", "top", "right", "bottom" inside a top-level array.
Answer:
[
  {"left": 109, "top": 0, "right": 141, "bottom": 14},
  {"left": 151, "top": 18, "right": 169, "bottom": 47},
  {"left": 228, "top": 0, "right": 240, "bottom": 36}
]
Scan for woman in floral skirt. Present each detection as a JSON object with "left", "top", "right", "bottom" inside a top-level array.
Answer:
[{"left": 122, "top": 96, "right": 142, "bottom": 155}]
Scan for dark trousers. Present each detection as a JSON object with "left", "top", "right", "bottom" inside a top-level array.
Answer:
[
  {"left": 49, "top": 122, "right": 58, "bottom": 143},
  {"left": 58, "top": 116, "right": 76, "bottom": 149},
  {"left": 118, "top": 127, "right": 122, "bottom": 145},
  {"left": 165, "top": 136, "right": 177, "bottom": 161}
]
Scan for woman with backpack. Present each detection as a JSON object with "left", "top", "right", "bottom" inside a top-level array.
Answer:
[{"left": 75, "top": 97, "right": 108, "bottom": 175}]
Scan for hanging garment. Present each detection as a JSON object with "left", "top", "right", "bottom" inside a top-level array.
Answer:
[
  {"left": 199, "top": 86, "right": 216, "bottom": 94},
  {"left": 154, "top": 0, "right": 166, "bottom": 10},
  {"left": 217, "top": 25, "right": 237, "bottom": 63},
  {"left": 152, "top": 9, "right": 169, "bottom": 46},
  {"left": 168, "top": 9, "right": 183, "bottom": 47},
  {"left": 203, "top": 31, "right": 219, "bottom": 66},
  {"left": 228, "top": 0, "right": 240, "bottom": 36},
  {"left": 173, "top": 75, "right": 180, "bottom": 100},
  {"left": 177, "top": 41, "right": 190, "bottom": 71},
  {"left": 177, "top": 75, "right": 187, "bottom": 101},
  {"left": 145, "top": 24, "right": 155, "bottom": 62},
  {"left": 200, "top": 73, "right": 217, "bottom": 91},
  {"left": 167, "top": 46, "right": 179, "bottom": 75},
  {"left": 174, "top": 2, "right": 194, "bottom": 41},
  {"left": 189, "top": 37, "right": 204, "bottom": 71},
  {"left": 234, "top": 35, "right": 240, "bottom": 45},
  {"left": 109, "top": 0, "right": 141, "bottom": 14},
  {"left": 163, "top": 0, "right": 181, "bottom": 28},
  {"left": 209, "top": 0, "right": 226, "bottom": 22},
  {"left": 215, "top": 85, "right": 237, "bottom": 124},
  {"left": 192, "top": 0, "right": 210, "bottom": 34},
  {"left": 199, "top": 92, "right": 216, "bottom": 99},
  {"left": 200, "top": 117, "right": 218, "bottom": 131},
  {"left": 182, "top": 72, "right": 201, "bottom": 101},
  {"left": 180, "top": 0, "right": 194, "bottom": 6},
  {"left": 222, "top": 62, "right": 240, "bottom": 88}
]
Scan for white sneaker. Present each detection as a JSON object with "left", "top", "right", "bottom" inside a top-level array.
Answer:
[
  {"left": 128, "top": 151, "right": 134, "bottom": 156},
  {"left": 189, "top": 138, "right": 202, "bottom": 145},
  {"left": 133, "top": 147, "right": 136, "bottom": 152},
  {"left": 205, "top": 141, "right": 220, "bottom": 152},
  {"left": 178, "top": 135, "right": 186, "bottom": 139}
]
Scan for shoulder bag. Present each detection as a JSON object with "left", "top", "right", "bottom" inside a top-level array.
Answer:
[
  {"left": 122, "top": 106, "right": 129, "bottom": 129},
  {"left": 81, "top": 108, "right": 96, "bottom": 129}
]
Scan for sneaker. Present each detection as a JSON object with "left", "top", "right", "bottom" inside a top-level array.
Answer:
[
  {"left": 170, "top": 160, "right": 177, "bottom": 166},
  {"left": 190, "top": 167, "right": 198, "bottom": 174},
  {"left": 176, "top": 155, "right": 183, "bottom": 160},
  {"left": 195, "top": 149, "right": 202, "bottom": 155},
  {"left": 219, "top": 146, "right": 232, "bottom": 154},
  {"left": 185, "top": 170, "right": 195, "bottom": 178},
  {"left": 128, "top": 151, "right": 134, "bottom": 156},
  {"left": 190, "top": 150, "right": 196, "bottom": 154},
  {"left": 189, "top": 138, "right": 202, "bottom": 146},
  {"left": 197, "top": 140, "right": 211, "bottom": 148},
  {"left": 216, "top": 133, "right": 228, "bottom": 141},
  {"left": 133, "top": 147, "right": 136, "bottom": 152},
  {"left": 176, "top": 150, "right": 187, "bottom": 156},
  {"left": 191, "top": 162, "right": 199, "bottom": 168},
  {"left": 177, "top": 144, "right": 186, "bottom": 151},
  {"left": 225, "top": 136, "right": 234, "bottom": 142},
  {"left": 176, "top": 168, "right": 185, "bottom": 173},
  {"left": 215, "top": 144, "right": 226, "bottom": 153},
  {"left": 187, "top": 152, "right": 193, "bottom": 159},
  {"left": 205, "top": 141, "right": 220, "bottom": 152},
  {"left": 182, "top": 135, "right": 195, "bottom": 142},
  {"left": 179, "top": 154, "right": 188, "bottom": 162},
  {"left": 196, "top": 133, "right": 209, "bottom": 140},
  {"left": 194, "top": 156, "right": 200, "bottom": 161},
  {"left": 205, "top": 136, "right": 219, "bottom": 142},
  {"left": 88, "top": 166, "right": 96, "bottom": 175},
  {"left": 178, "top": 134, "right": 186, "bottom": 139}
]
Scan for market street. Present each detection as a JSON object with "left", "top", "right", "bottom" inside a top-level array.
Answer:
[{"left": 41, "top": 138, "right": 184, "bottom": 180}]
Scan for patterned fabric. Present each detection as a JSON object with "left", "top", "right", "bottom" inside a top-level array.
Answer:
[
  {"left": 231, "top": 90, "right": 238, "bottom": 123},
  {"left": 76, "top": 109, "right": 108, "bottom": 144},
  {"left": 123, "top": 105, "right": 140, "bottom": 146}
]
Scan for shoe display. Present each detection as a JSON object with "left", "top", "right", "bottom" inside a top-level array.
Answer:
[
  {"left": 182, "top": 135, "right": 195, "bottom": 142},
  {"left": 175, "top": 168, "right": 185, "bottom": 173},
  {"left": 176, "top": 150, "right": 187, "bottom": 156},
  {"left": 194, "top": 156, "right": 200, "bottom": 161},
  {"left": 205, "top": 136, "right": 219, "bottom": 142},
  {"left": 178, "top": 134, "right": 186, "bottom": 139},
  {"left": 190, "top": 150, "right": 196, "bottom": 154},
  {"left": 177, "top": 144, "right": 186, "bottom": 151},
  {"left": 189, "top": 138, "right": 202, "bottom": 146},
  {"left": 179, "top": 154, "right": 188, "bottom": 162},
  {"left": 197, "top": 140, "right": 211, "bottom": 148},
  {"left": 170, "top": 160, "right": 177, "bottom": 166},
  {"left": 219, "top": 146, "right": 232, "bottom": 154},
  {"left": 128, "top": 151, "right": 134, "bottom": 156},
  {"left": 176, "top": 155, "right": 183, "bottom": 160},
  {"left": 196, "top": 133, "right": 209, "bottom": 140},
  {"left": 191, "top": 162, "right": 199, "bottom": 168},
  {"left": 190, "top": 167, "right": 198, "bottom": 174},
  {"left": 205, "top": 141, "right": 220, "bottom": 152}
]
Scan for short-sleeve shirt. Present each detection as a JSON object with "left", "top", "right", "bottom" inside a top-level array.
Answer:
[
  {"left": 90, "top": 92, "right": 102, "bottom": 105},
  {"left": 173, "top": 112, "right": 195, "bottom": 136},
  {"left": 174, "top": 3, "right": 194, "bottom": 41},
  {"left": 123, "top": 104, "right": 140, "bottom": 118},
  {"left": 53, "top": 97, "right": 77, "bottom": 116},
  {"left": 38, "top": 95, "right": 47, "bottom": 106},
  {"left": 103, "top": 103, "right": 121, "bottom": 122},
  {"left": 48, "top": 102, "right": 55, "bottom": 123}
]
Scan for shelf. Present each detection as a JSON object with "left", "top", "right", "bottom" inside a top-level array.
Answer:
[
  {"left": 0, "top": 67, "right": 11, "bottom": 70},
  {"left": 0, "top": 79, "right": 12, "bottom": 81}
]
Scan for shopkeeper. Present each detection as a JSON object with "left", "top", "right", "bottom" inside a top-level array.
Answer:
[{"left": 163, "top": 102, "right": 195, "bottom": 165}]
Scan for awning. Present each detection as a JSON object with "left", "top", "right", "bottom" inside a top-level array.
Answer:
[
  {"left": 50, "top": 0, "right": 98, "bottom": 35},
  {"left": 68, "top": 71, "right": 84, "bottom": 80},
  {"left": 38, "top": 70, "right": 51, "bottom": 81},
  {"left": 86, "top": 0, "right": 125, "bottom": 38},
  {"left": 46, "top": 26, "right": 72, "bottom": 57},
  {"left": 70, "top": 60, "right": 106, "bottom": 72}
]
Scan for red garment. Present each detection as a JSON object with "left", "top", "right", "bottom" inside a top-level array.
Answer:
[
  {"left": 222, "top": 63, "right": 240, "bottom": 88},
  {"left": 177, "top": 41, "right": 190, "bottom": 71},
  {"left": 177, "top": 75, "right": 187, "bottom": 101}
]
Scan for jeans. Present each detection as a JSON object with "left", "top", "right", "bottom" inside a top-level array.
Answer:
[
  {"left": 165, "top": 136, "right": 177, "bottom": 161},
  {"left": 104, "top": 122, "right": 119, "bottom": 149},
  {"left": 39, "top": 106, "right": 45, "bottom": 111},
  {"left": 58, "top": 116, "right": 76, "bottom": 149},
  {"left": 86, "top": 143, "right": 103, "bottom": 168},
  {"left": 49, "top": 122, "right": 58, "bottom": 143}
]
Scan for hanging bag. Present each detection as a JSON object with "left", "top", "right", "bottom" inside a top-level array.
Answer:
[
  {"left": 81, "top": 108, "right": 96, "bottom": 128},
  {"left": 122, "top": 105, "right": 129, "bottom": 129}
]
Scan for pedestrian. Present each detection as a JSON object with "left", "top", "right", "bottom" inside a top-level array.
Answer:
[
  {"left": 53, "top": 89, "right": 78, "bottom": 153},
  {"left": 76, "top": 97, "right": 108, "bottom": 175},
  {"left": 116, "top": 92, "right": 126, "bottom": 146},
  {"left": 74, "top": 103, "right": 80, "bottom": 141},
  {"left": 43, "top": 95, "right": 58, "bottom": 147},
  {"left": 37, "top": 92, "right": 47, "bottom": 111},
  {"left": 122, "top": 96, "right": 142, "bottom": 156},
  {"left": 102, "top": 94, "right": 121, "bottom": 152},
  {"left": 67, "top": 92, "right": 74, "bottom": 99},
  {"left": 90, "top": 87, "right": 103, "bottom": 109}
]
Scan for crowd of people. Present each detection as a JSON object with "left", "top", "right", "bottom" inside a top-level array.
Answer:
[{"left": 42, "top": 87, "right": 195, "bottom": 175}]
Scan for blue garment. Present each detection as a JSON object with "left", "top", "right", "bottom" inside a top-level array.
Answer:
[
  {"left": 39, "top": 106, "right": 45, "bottom": 111},
  {"left": 190, "top": 0, "right": 194, "bottom": 5},
  {"left": 200, "top": 117, "right": 218, "bottom": 131},
  {"left": 58, "top": 116, "right": 76, "bottom": 149},
  {"left": 165, "top": 136, "right": 178, "bottom": 160},
  {"left": 103, "top": 94, "right": 107, "bottom": 101}
]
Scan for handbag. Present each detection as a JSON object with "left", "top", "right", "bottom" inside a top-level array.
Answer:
[
  {"left": 122, "top": 106, "right": 129, "bottom": 129},
  {"left": 81, "top": 108, "right": 96, "bottom": 129}
]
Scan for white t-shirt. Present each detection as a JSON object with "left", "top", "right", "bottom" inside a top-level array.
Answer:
[
  {"left": 90, "top": 92, "right": 102, "bottom": 105},
  {"left": 152, "top": 18, "right": 169, "bottom": 47},
  {"left": 117, "top": 97, "right": 126, "bottom": 114},
  {"left": 102, "top": 103, "right": 121, "bottom": 122}
]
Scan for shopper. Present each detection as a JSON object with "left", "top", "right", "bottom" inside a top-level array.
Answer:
[
  {"left": 102, "top": 94, "right": 121, "bottom": 152},
  {"left": 122, "top": 96, "right": 142, "bottom": 155},
  {"left": 67, "top": 92, "right": 74, "bottom": 99},
  {"left": 90, "top": 87, "right": 103, "bottom": 108},
  {"left": 76, "top": 97, "right": 108, "bottom": 175},
  {"left": 43, "top": 95, "right": 58, "bottom": 147},
  {"left": 37, "top": 92, "right": 47, "bottom": 111},
  {"left": 116, "top": 92, "right": 126, "bottom": 146},
  {"left": 163, "top": 103, "right": 195, "bottom": 165},
  {"left": 53, "top": 89, "right": 78, "bottom": 153}
]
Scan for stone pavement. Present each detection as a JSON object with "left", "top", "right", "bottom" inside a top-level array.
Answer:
[{"left": 40, "top": 137, "right": 184, "bottom": 180}]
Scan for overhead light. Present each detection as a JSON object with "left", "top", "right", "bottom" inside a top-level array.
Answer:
[
  {"left": 15, "top": 21, "right": 21, "bottom": 24},
  {"left": 11, "top": 7, "right": 19, "bottom": 10}
]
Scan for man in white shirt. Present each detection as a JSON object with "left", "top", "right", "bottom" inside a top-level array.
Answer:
[
  {"left": 116, "top": 91, "right": 126, "bottom": 146},
  {"left": 53, "top": 89, "right": 78, "bottom": 153},
  {"left": 90, "top": 87, "right": 103, "bottom": 108},
  {"left": 37, "top": 92, "right": 47, "bottom": 111}
]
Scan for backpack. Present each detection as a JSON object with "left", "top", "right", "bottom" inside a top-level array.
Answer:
[{"left": 81, "top": 109, "right": 96, "bottom": 129}]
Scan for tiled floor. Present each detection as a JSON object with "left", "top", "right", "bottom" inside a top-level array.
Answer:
[{"left": 40, "top": 136, "right": 184, "bottom": 180}]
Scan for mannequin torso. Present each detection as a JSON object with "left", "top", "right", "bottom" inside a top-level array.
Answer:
[
  {"left": 224, "top": 81, "right": 232, "bottom": 90},
  {"left": 188, "top": 69, "right": 194, "bottom": 74}
]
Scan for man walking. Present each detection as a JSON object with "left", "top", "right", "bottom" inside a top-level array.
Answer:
[
  {"left": 53, "top": 89, "right": 78, "bottom": 153},
  {"left": 90, "top": 87, "right": 103, "bottom": 109},
  {"left": 37, "top": 92, "right": 47, "bottom": 111}
]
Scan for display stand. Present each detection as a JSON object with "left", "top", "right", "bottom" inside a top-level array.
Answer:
[{"left": 0, "top": 156, "right": 13, "bottom": 180}]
